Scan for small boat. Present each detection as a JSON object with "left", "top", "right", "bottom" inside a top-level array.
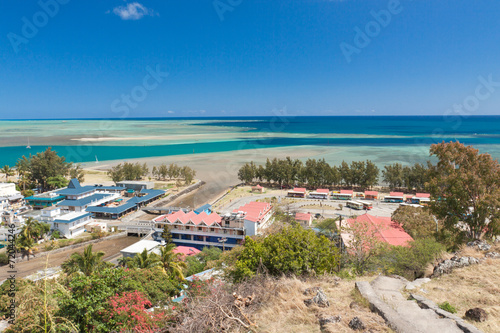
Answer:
[
  {"left": 95, "top": 155, "right": 99, "bottom": 163},
  {"left": 26, "top": 137, "right": 31, "bottom": 149}
]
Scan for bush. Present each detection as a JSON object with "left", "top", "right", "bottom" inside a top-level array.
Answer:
[
  {"left": 51, "top": 230, "right": 61, "bottom": 240},
  {"left": 57, "top": 267, "right": 182, "bottom": 332},
  {"left": 438, "top": 301, "right": 457, "bottom": 314},
  {"left": 185, "top": 247, "right": 223, "bottom": 277},
  {"left": 231, "top": 225, "right": 340, "bottom": 282},
  {"left": 372, "top": 238, "right": 445, "bottom": 280},
  {"left": 0, "top": 253, "right": 8, "bottom": 266}
]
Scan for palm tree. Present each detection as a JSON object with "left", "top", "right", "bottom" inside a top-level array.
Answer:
[
  {"left": 16, "top": 236, "right": 36, "bottom": 261},
  {"left": 1, "top": 165, "right": 14, "bottom": 181},
  {"left": 157, "top": 243, "right": 187, "bottom": 280},
  {"left": 15, "top": 157, "right": 31, "bottom": 192},
  {"left": 126, "top": 248, "right": 161, "bottom": 269},
  {"left": 61, "top": 244, "right": 107, "bottom": 276},
  {"left": 15, "top": 217, "right": 48, "bottom": 260}
]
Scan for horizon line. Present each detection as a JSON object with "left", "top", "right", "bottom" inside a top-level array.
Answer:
[{"left": 2, "top": 115, "right": 500, "bottom": 121}]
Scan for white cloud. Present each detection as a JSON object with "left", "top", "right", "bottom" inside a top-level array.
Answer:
[
  {"left": 167, "top": 110, "right": 175, "bottom": 114},
  {"left": 112, "top": 2, "right": 156, "bottom": 20}
]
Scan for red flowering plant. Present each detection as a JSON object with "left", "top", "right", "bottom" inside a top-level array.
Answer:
[
  {"left": 184, "top": 276, "right": 223, "bottom": 301},
  {"left": 104, "top": 290, "right": 169, "bottom": 332}
]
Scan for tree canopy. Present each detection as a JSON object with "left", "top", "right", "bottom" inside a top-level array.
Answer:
[
  {"left": 427, "top": 141, "right": 500, "bottom": 239},
  {"left": 18, "top": 147, "right": 72, "bottom": 191}
]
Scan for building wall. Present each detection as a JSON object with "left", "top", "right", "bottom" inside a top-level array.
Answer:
[{"left": 0, "top": 183, "right": 19, "bottom": 197}]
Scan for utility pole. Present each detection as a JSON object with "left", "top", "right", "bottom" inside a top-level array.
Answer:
[{"left": 218, "top": 237, "right": 227, "bottom": 252}]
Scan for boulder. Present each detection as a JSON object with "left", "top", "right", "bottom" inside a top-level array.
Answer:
[
  {"left": 304, "top": 286, "right": 321, "bottom": 296},
  {"left": 348, "top": 317, "right": 366, "bottom": 331},
  {"left": 465, "top": 308, "right": 488, "bottom": 322},
  {"left": 485, "top": 251, "right": 500, "bottom": 259},
  {"left": 319, "top": 315, "right": 342, "bottom": 330},
  {"left": 467, "top": 240, "right": 491, "bottom": 251},
  {"left": 304, "top": 289, "right": 330, "bottom": 308},
  {"left": 432, "top": 256, "right": 479, "bottom": 277}
]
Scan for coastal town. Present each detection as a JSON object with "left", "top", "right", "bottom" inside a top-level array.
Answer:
[
  {"left": 0, "top": 141, "right": 499, "bottom": 332},
  {"left": 2, "top": 1, "right": 500, "bottom": 332}
]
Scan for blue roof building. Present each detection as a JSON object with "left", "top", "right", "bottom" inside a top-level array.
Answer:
[{"left": 194, "top": 204, "right": 212, "bottom": 215}]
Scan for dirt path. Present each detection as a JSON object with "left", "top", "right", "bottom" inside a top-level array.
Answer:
[{"left": 1, "top": 236, "right": 139, "bottom": 281}]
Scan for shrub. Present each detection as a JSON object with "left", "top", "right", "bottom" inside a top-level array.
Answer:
[
  {"left": 231, "top": 225, "right": 340, "bottom": 282},
  {"left": 185, "top": 247, "right": 223, "bottom": 277},
  {"left": 373, "top": 238, "right": 445, "bottom": 280},
  {"left": 438, "top": 301, "right": 457, "bottom": 314},
  {"left": 103, "top": 291, "right": 169, "bottom": 332},
  {"left": 57, "top": 267, "right": 181, "bottom": 332},
  {"left": 0, "top": 253, "right": 8, "bottom": 266}
]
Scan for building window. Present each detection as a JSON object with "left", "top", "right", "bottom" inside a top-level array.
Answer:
[{"left": 198, "top": 227, "right": 202, "bottom": 231}]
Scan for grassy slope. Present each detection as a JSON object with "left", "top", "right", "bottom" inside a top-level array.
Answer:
[{"left": 413, "top": 243, "right": 500, "bottom": 333}]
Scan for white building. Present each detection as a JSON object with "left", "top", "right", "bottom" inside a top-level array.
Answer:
[
  {"left": 0, "top": 183, "right": 20, "bottom": 198},
  {"left": 0, "top": 197, "right": 8, "bottom": 213},
  {"left": 40, "top": 206, "right": 92, "bottom": 238},
  {"left": 120, "top": 240, "right": 161, "bottom": 259}
]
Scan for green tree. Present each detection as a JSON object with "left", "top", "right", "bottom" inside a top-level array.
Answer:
[
  {"left": 185, "top": 247, "right": 223, "bottom": 276},
  {"left": 383, "top": 163, "right": 404, "bottom": 189},
  {"left": 362, "top": 160, "right": 379, "bottom": 188},
  {"left": 427, "top": 141, "right": 500, "bottom": 240},
  {"left": 61, "top": 244, "right": 109, "bottom": 276},
  {"left": 1, "top": 165, "right": 14, "bottom": 181},
  {"left": 168, "top": 163, "right": 180, "bottom": 179},
  {"left": 125, "top": 248, "right": 161, "bottom": 269},
  {"left": 107, "top": 164, "right": 124, "bottom": 183},
  {"left": 391, "top": 206, "right": 437, "bottom": 239},
  {"left": 69, "top": 164, "right": 85, "bottom": 183},
  {"left": 16, "top": 218, "right": 49, "bottom": 261},
  {"left": 340, "top": 161, "right": 352, "bottom": 186},
  {"left": 161, "top": 225, "right": 173, "bottom": 244},
  {"left": 157, "top": 243, "right": 187, "bottom": 279},
  {"left": 350, "top": 161, "right": 366, "bottom": 187},
  {"left": 231, "top": 225, "right": 340, "bottom": 282},
  {"left": 46, "top": 175, "right": 69, "bottom": 190},
  {"left": 181, "top": 166, "right": 196, "bottom": 184},
  {"left": 237, "top": 163, "right": 255, "bottom": 184},
  {"left": 21, "top": 148, "right": 71, "bottom": 191}
]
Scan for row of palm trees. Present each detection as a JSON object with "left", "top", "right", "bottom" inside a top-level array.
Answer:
[{"left": 61, "top": 243, "right": 187, "bottom": 280}]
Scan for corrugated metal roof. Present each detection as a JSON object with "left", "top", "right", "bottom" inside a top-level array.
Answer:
[{"left": 58, "top": 193, "right": 113, "bottom": 207}]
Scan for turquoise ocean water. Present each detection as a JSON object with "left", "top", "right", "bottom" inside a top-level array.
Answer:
[{"left": 1, "top": 116, "right": 500, "bottom": 166}]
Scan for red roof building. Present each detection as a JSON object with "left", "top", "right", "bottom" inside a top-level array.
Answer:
[
  {"left": 316, "top": 189, "right": 329, "bottom": 193},
  {"left": 340, "top": 190, "right": 353, "bottom": 195},
  {"left": 390, "top": 192, "right": 404, "bottom": 197},
  {"left": 415, "top": 193, "right": 431, "bottom": 198},
  {"left": 173, "top": 246, "right": 201, "bottom": 258},
  {"left": 295, "top": 212, "right": 312, "bottom": 227},
  {"left": 155, "top": 210, "right": 222, "bottom": 226},
  {"left": 233, "top": 201, "right": 273, "bottom": 223},
  {"left": 346, "top": 214, "right": 413, "bottom": 247},
  {"left": 364, "top": 191, "right": 379, "bottom": 200}
]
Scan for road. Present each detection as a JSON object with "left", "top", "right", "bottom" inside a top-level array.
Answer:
[{"left": 0, "top": 235, "right": 139, "bottom": 282}]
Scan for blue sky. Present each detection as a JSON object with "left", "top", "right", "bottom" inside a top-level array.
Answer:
[{"left": 1, "top": 0, "right": 500, "bottom": 119}]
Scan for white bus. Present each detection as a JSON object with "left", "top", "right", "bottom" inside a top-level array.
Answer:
[
  {"left": 356, "top": 200, "right": 373, "bottom": 210},
  {"left": 346, "top": 200, "right": 364, "bottom": 210}
]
